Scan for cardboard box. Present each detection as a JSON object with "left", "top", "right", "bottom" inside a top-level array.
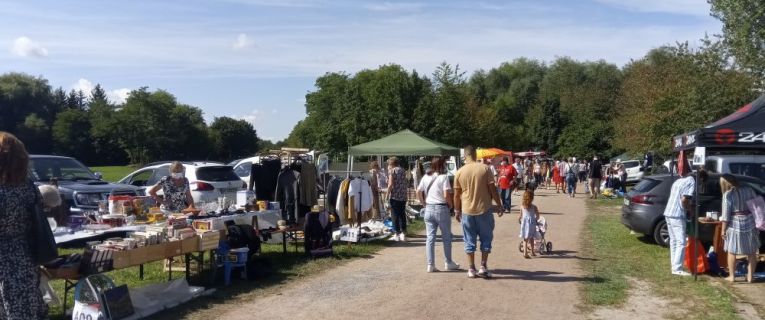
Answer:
[
  {"left": 112, "top": 250, "right": 131, "bottom": 269},
  {"left": 198, "top": 230, "right": 222, "bottom": 251},
  {"left": 146, "top": 243, "right": 167, "bottom": 262},
  {"left": 129, "top": 246, "right": 150, "bottom": 265},
  {"left": 164, "top": 240, "right": 182, "bottom": 258},
  {"left": 181, "top": 237, "right": 199, "bottom": 254}
]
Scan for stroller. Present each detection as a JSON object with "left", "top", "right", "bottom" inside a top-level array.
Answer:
[{"left": 518, "top": 216, "right": 553, "bottom": 255}]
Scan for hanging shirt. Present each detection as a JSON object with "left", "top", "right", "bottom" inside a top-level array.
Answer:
[{"left": 347, "top": 178, "right": 373, "bottom": 213}]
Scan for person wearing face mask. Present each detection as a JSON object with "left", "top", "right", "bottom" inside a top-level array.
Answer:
[{"left": 149, "top": 161, "right": 196, "bottom": 213}]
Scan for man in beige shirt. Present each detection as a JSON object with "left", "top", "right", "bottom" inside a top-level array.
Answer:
[{"left": 454, "top": 146, "right": 504, "bottom": 278}]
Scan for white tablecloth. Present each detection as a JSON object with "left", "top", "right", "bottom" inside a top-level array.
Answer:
[{"left": 55, "top": 226, "right": 146, "bottom": 245}]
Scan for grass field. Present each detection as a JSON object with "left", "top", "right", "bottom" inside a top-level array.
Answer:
[
  {"left": 580, "top": 197, "right": 738, "bottom": 319},
  {"left": 90, "top": 166, "right": 135, "bottom": 182}
]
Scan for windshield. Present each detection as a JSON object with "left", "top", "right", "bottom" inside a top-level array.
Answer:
[
  {"left": 29, "top": 158, "right": 98, "bottom": 181},
  {"left": 729, "top": 163, "right": 765, "bottom": 180},
  {"left": 195, "top": 166, "right": 239, "bottom": 182}
]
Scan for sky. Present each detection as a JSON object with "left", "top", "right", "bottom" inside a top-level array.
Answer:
[{"left": 0, "top": 0, "right": 722, "bottom": 142}]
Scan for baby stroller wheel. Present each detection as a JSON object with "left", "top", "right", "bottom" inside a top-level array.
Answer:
[
  {"left": 537, "top": 242, "right": 546, "bottom": 255},
  {"left": 546, "top": 242, "right": 553, "bottom": 254},
  {"left": 518, "top": 241, "right": 524, "bottom": 253}
]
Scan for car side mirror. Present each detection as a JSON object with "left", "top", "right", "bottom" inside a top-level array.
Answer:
[{"left": 94, "top": 172, "right": 103, "bottom": 180}]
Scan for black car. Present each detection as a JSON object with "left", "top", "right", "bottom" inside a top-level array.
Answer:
[
  {"left": 620, "top": 173, "right": 765, "bottom": 246},
  {"left": 29, "top": 155, "right": 142, "bottom": 215}
]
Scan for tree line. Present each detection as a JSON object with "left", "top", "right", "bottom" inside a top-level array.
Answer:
[
  {"left": 0, "top": 74, "right": 260, "bottom": 165},
  {"left": 286, "top": 0, "right": 764, "bottom": 159}
]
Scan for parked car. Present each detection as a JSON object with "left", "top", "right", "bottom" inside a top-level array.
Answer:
[
  {"left": 620, "top": 173, "right": 765, "bottom": 246},
  {"left": 621, "top": 160, "right": 645, "bottom": 183},
  {"left": 229, "top": 156, "right": 260, "bottom": 188},
  {"left": 704, "top": 155, "right": 765, "bottom": 180},
  {"left": 28, "top": 155, "right": 142, "bottom": 214},
  {"left": 119, "top": 162, "right": 245, "bottom": 205}
]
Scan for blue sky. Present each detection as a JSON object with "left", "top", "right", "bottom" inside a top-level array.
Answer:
[{"left": 1, "top": 0, "right": 721, "bottom": 141}]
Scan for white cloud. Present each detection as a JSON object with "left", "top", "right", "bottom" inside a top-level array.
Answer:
[
  {"left": 232, "top": 33, "right": 254, "bottom": 50},
  {"left": 236, "top": 109, "right": 260, "bottom": 126},
  {"left": 594, "top": 0, "right": 711, "bottom": 17},
  {"left": 10, "top": 36, "right": 48, "bottom": 58},
  {"left": 71, "top": 78, "right": 131, "bottom": 104}
]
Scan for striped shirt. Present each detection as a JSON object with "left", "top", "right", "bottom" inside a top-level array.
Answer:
[{"left": 663, "top": 176, "right": 695, "bottom": 218}]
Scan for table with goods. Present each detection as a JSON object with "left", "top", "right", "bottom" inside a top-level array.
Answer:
[{"left": 44, "top": 191, "right": 285, "bottom": 317}]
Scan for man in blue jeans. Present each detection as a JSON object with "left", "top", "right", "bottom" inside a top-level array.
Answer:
[{"left": 454, "top": 146, "right": 504, "bottom": 278}]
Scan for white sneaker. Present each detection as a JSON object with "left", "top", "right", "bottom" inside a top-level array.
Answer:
[
  {"left": 467, "top": 268, "right": 477, "bottom": 278},
  {"left": 427, "top": 265, "right": 438, "bottom": 273},
  {"left": 390, "top": 234, "right": 399, "bottom": 241},
  {"left": 672, "top": 270, "right": 692, "bottom": 276},
  {"left": 478, "top": 266, "right": 491, "bottom": 278},
  {"left": 445, "top": 261, "right": 460, "bottom": 271},
  {"left": 399, "top": 234, "right": 406, "bottom": 242}
]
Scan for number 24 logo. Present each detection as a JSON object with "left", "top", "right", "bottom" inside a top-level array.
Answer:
[{"left": 739, "top": 132, "right": 765, "bottom": 143}]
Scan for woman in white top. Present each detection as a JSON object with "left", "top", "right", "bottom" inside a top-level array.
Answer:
[{"left": 417, "top": 157, "right": 459, "bottom": 273}]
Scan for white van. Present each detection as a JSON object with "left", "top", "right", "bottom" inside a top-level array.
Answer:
[{"left": 704, "top": 155, "right": 765, "bottom": 180}]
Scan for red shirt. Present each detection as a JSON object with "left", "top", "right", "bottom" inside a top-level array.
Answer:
[{"left": 498, "top": 165, "right": 517, "bottom": 189}]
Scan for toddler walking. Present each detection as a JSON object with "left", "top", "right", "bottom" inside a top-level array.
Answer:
[{"left": 519, "top": 190, "right": 540, "bottom": 259}]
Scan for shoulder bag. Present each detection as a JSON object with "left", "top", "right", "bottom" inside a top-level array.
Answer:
[
  {"left": 745, "top": 190, "right": 765, "bottom": 231},
  {"left": 29, "top": 182, "right": 59, "bottom": 265},
  {"left": 419, "top": 175, "right": 439, "bottom": 217}
]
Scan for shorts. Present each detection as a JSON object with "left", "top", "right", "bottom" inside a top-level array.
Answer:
[{"left": 462, "top": 208, "right": 495, "bottom": 253}]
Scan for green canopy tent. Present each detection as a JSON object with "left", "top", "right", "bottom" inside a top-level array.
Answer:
[{"left": 346, "top": 129, "right": 461, "bottom": 173}]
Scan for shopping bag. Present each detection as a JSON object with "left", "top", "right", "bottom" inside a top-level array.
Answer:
[
  {"left": 746, "top": 195, "right": 765, "bottom": 231},
  {"left": 684, "top": 237, "right": 709, "bottom": 274}
]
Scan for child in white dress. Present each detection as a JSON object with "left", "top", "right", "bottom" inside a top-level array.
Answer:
[{"left": 519, "top": 190, "right": 540, "bottom": 259}]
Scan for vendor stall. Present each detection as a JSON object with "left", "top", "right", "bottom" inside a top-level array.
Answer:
[{"left": 672, "top": 93, "right": 765, "bottom": 279}]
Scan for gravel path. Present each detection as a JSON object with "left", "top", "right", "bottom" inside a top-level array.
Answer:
[{"left": 221, "top": 187, "right": 590, "bottom": 320}]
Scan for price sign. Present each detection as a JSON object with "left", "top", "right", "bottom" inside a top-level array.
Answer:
[{"left": 339, "top": 227, "right": 360, "bottom": 242}]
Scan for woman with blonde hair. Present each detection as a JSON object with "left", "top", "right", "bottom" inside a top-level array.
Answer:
[
  {"left": 519, "top": 190, "right": 540, "bottom": 259},
  {"left": 149, "top": 161, "right": 196, "bottom": 213},
  {"left": 720, "top": 174, "right": 760, "bottom": 283},
  {"left": 0, "top": 131, "right": 49, "bottom": 319}
]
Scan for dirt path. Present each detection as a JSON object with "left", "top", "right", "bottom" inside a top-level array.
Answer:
[{"left": 220, "top": 187, "right": 591, "bottom": 320}]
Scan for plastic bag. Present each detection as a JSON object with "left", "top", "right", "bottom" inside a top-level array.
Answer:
[
  {"left": 746, "top": 195, "right": 765, "bottom": 231},
  {"left": 684, "top": 237, "right": 709, "bottom": 274}
]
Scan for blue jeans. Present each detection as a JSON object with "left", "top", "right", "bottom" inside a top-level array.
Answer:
[
  {"left": 424, "top": 204, "right": 453, "bottom": 266},
  {"left": 500, "top": 188, "right": 511, "bottom": 211},
  {"left": 566, "top": 175, "right": 577, "bottom": 195},
  {"left": 461, "top": 209, "right": 495, "bottom": 253}
]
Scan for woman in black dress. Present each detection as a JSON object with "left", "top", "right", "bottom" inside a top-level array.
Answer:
[{"left": 0, "top": 132, "right": 48, "bottom": 319}]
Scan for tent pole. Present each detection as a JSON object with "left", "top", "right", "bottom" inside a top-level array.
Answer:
[{"left": 694, "top": 168, "right": 700, "bottom": 281}]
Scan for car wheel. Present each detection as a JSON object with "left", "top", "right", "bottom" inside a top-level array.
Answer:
[{"left": 653, "top": 220, "right": 669, "bottom": 247}]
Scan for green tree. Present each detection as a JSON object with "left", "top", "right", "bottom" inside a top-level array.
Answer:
[
  {"left": 709, "top": 0, "right": 765, "bottom": 82},
  {"left": 0, "top": 73, "right": 57, "bottom": 152},
  {"left": 52, "top": 109, "right": 94, "bottom": 162},
  {"left": 15, "top": 113, "right": 50, "bottom": 153},
  {"left": 209, "top": 117, "right": 259, "bottom": 161},
  {"left": 614, "top": 43, "right": 757, "bottom": 156}
]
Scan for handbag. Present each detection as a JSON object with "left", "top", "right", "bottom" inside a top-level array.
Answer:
[
  {"left": 29, "top": 183, "right": 59, "bottom": 265},
  {"left": 746, "top": 194, "right": 765, "bottom": 231}
]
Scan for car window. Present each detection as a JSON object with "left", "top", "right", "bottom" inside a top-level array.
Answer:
[
  {"left": 127, "top": 170, "right": 153, "bottom": 187},
  {"left": 234, "top": 163, "right": 251, "bottom": 178},
  {"left": 196, "top": 166, "right": 239, "bottom": 181},
  {"left": 149, "top": 166, "right": 170, "bottom": 184},
  {"left": 29, "top": 158, "right": 98, "bottom": 181},
  {"left": 729, "top": 163, "right": 765, "bottom": 180},
  {"left": 705, "top": 160, "right": 718, "bottom": 173},
  {"left": 623, "top": 161, "right": 640, "bottom": 169},
  {"left": 632, "top": 178, "right": 660, "bottom": 193}
]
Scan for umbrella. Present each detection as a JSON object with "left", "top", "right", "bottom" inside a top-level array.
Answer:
[{"left": 477, "top": 148, "right": 511, "bottom": 159}]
